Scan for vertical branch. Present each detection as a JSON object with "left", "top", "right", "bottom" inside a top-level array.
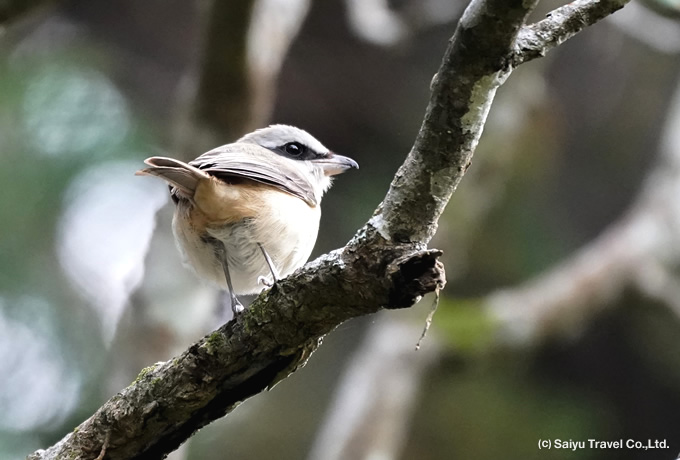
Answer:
[
  {"left": 174, "top": 0, "right": 257, "bottom": 154},
  {"left": 172, "top": 0, "right": 311, "bottom": 153}
]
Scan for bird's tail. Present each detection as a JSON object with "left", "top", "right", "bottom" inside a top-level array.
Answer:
[{"left": 136, "top": 156, "right": 210, "bottom": 199}]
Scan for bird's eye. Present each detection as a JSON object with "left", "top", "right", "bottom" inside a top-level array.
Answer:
[{"left": 284, "top": 142, "right": 306, "bottom": 156}]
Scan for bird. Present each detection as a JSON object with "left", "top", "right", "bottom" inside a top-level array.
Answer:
[{"left": 136, "top": 124, "right": 358, "bottom": 316}]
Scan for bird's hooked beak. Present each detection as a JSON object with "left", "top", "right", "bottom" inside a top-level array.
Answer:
[{"left": 312, "top": 152, "right": 359, "bottom": 176}]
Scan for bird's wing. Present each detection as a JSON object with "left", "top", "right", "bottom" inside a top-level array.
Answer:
[{"left": 190, "top": 144, "right": 318, "bottom": 207}]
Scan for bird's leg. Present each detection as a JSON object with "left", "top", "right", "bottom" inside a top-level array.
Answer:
[
  {"left": 215, "top": 243, "right": 244, "bottom": 316},
  {"left": 257, "top": 243, "right": 280, "bottom": 287}
]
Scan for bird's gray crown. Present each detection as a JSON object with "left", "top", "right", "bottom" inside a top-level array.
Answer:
[{"left": 238, "top": 124, "right": 330, "bottom": 159}]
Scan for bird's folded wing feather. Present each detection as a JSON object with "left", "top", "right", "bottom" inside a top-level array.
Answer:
[{"left": 190, "top": 144, "right": 318, "bottom": 207}]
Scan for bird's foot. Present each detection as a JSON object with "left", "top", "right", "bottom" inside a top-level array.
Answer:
[
  {"left": 257, "top": 275, "right": 274, "bottom": 288},
  {"left": 230, "top": 295, "right": 245, "bottom": 316}
]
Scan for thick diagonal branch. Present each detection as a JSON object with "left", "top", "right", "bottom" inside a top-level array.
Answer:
[{"left": 29, "top": 233, "right": 444, "bottom": 460}]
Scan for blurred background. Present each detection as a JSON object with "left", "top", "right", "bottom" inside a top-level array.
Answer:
[{"left": 2, "top": 0, "right": 680, "bottom": 459}]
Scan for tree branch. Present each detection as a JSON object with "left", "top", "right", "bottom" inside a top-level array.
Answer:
[
  {"left": 486, "top": 56, "right": 680, "bottom": 345},
  {"left": 173, "top": 0, "right": 257, "bottom": 155},
  {"left": 173, "top": 0, "right": 311, "bottom": 153},
  {"left": 513, "top": 0, "right": 629, "bottom": 66},
  {"left": 376, "top": 0, "right": 538, "bottom": 243},
  {"left": 30, "top": 240, "right": 445, "bottom": 460},
  {"left": 28, "top": 0, "right": 631, "bottom": 458},
  {"left": 307, "top": 317, "right": 440, "bottom": 460}
]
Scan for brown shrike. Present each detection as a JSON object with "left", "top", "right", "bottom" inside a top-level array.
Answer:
[{"left": 136, "top": 125, "right": 358, "bottom": 315}]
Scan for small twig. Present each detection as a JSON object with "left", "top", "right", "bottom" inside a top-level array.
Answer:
[{"left": 416, "top": 288, "right": 441, "bottom": 350}]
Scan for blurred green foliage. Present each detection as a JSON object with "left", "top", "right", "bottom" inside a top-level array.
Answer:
[{"left": 0, "top": 44, "right": 154, "bottom": 456}]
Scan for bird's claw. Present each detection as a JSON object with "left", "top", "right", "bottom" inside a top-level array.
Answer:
[
  {"left": 230, "top": 295, "right": 245, "bottom": 316},
  {"left": 257, "top": 276, "right": 273, "bottom": 288}
]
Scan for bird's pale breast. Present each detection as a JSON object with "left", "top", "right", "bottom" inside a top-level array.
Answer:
[{"left": 173, "top": 183, "right": 320, "bottom": 294}]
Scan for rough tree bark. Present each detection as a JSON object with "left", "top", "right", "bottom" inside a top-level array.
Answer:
[{"left": 27, "top": 0, "right": 630, "bottom": 459}]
